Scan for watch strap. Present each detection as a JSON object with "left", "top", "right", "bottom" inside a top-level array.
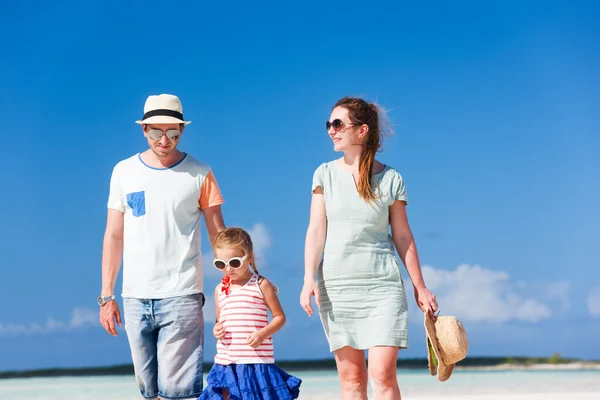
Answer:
[{"left": 97, "top": 294, "right": 116, "bottom": 306}]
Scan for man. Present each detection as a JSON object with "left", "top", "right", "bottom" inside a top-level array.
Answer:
[{"left": 98, "top": 93, "right": 226, "bottom": 400}]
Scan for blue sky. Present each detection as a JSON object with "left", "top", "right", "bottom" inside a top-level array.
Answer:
[{"left": 1, "top": 0, "right": 599, "bottom": 371}]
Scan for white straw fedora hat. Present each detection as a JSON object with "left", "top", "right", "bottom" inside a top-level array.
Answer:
[
  {"left": 424, "top": 310, "right": 469, "bottom": 382},
  {"left": 135, "top": 94, "right": 191, "bottom": 125}
]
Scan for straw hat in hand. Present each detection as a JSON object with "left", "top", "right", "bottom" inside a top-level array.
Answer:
[{"left": 424, "top": 310, "right": 469, "bottom": 382}]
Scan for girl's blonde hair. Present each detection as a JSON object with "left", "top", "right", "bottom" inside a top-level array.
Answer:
[
  {"left": 213, "top": 227, "right": 277, "bottom": 292},
  {"left": 213, "top": 227, "right": 259, "bottom": 275}
]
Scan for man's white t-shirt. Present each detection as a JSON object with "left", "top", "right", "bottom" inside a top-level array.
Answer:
[{"left": 107, "top": 153, "right": 224, "bottom": 299}]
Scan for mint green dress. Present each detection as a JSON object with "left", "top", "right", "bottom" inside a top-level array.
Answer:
[{"left": 312, "top": 160, "right": 409, "bottom": 352}]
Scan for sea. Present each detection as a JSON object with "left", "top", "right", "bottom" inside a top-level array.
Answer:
[{"left": 1, "top": 369, "right": 599, "bottom": 399}]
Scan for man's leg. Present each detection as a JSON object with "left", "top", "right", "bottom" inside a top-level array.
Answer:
[
  {"left": 154, "top": 293, "right": 205, "bottom": 400},
  {"left": 123, "top": 298, "right": 159, "bottom": 399}
]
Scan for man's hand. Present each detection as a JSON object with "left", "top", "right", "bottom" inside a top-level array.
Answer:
[{"left": 99, "top": 301, "right": 122, "bottom": 336}]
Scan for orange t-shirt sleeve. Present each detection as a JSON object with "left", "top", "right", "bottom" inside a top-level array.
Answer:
[{"left": 199, "top": 170, "right": 225, "bottom": 209}]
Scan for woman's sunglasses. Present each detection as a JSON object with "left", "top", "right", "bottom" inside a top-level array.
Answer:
[
  {"left": 213, "top": 255, "right": 248, "bottom": 270},
  {"left": 147, "top": 129, "right": 181, "bottom": 141},
  {"left": 325, "top": 119, "right": 353, "bottom": 132}
]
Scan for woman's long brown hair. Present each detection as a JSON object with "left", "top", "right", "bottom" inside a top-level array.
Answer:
[{"left": 333, "top": 96, "right": 391, "bottom": 202}]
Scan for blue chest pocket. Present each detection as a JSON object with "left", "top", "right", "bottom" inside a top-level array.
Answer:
[{"left": 126, "top": 191, "right": 146, "bottom": 217}]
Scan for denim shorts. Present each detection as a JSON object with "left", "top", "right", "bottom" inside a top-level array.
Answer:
[{"left": 123, "top": 293, "right": 205, "bottom": 400}]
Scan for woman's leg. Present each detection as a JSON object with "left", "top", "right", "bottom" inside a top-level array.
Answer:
[
  {"left": 367, "top": 346, "right": 401, "bottom": 400},
  {"left": 333, "top": 346, "right": 369, "bottom": 400}
]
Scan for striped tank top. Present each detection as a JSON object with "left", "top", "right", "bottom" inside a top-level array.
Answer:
[{"left": 215, "top": 273, "right": 275, "bottom": 365}]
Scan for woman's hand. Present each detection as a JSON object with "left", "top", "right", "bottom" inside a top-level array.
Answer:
[
  {"left": 414, "top": 286, "right": 438, "bottom": 319},
  {"left": 300, "top": 279, "right": 320, "bottom": 317}
]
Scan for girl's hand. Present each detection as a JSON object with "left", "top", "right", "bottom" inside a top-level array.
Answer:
[
  {"left": 414, "top": 286, "right": 438, "bottom": 319},
  {"left": 213, "top": 322, "right": 226, "bottom": 341},
  {"left": 246, "top": 330, "right": 266, "bottom": 348},
  {"left": 300, "top": 279, "right": 320, "bottom": 317}
]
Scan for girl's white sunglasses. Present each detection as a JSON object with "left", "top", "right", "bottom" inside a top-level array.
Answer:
[{"left": 213, "top": 255, "right": 248, "bottom": 270}]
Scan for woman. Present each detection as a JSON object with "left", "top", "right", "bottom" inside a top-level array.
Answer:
[{"left": 300, "top": 96, "right": 438, "bottom": 400}]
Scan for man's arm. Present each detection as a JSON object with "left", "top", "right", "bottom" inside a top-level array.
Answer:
[
  {"left": 203, "top": 205, "right": 225, "bottom": 245},
  {"left": 99, "top": 209, "right": 124, "bottom": 336},
  {"left": 199, "top": 169, "right": 226, "bottom": 245},
  {"left": 102, "top": 209, "right": 124, "bottom": 296}
]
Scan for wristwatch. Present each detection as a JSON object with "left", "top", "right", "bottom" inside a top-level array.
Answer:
[{"left": 97, "top": 294, "right": 116, "bottom": 306}]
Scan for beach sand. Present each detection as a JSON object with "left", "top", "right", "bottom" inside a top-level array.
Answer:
[
  {"left": 11, "top": 393, "right": 598, "bottom": 400},
  {"left": 10, "top": 392, "right": 598, "bottom": 400},
  {"left": 408, "top": 394, "right": 596, "bottom": 400},
  {"left": 3, "top": 368, "right": 599, "bottom": 399},
  {"left": 248, "top": 393, "right": 586, "bottom": 400}
]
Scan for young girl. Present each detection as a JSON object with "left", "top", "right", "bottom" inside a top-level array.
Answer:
[{"left": 199, "top": 227, "right": 301, "bottom": 400}]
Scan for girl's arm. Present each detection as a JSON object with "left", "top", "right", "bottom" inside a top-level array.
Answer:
[
  {"left": 214, "top": 284, "right": 221, "bottom": 322},
  {"left": 258, "top": 278, "right": 286, "bottom": 337},
  {"left": 213, "top": 284, "right": 226, "bottom": 340},
  {"left": 247, "top": 278, "right": 285, "bottom": 348},
  {"left": 389, "top": 201, "right": 438, "bottom": 317}
]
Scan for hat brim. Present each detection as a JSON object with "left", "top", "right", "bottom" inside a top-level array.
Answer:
[
  {"left": 438, "top": 363, "right": 454, "bottom": 382},
  {"left": 424, "top": 312, "right": 455, "bottom": 382},
  {"left": 427, "top": 337, "right": 437, "bottom": 375},
  {"left": 135, "top": 116, "right": 191, "bottom": 125}
]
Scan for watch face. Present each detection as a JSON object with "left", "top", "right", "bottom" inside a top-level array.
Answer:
[{"left": 97, "top": 296, "right": 103, "bottom": 306}]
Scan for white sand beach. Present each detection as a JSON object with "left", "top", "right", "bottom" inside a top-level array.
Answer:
[
  {"left": 2, "top": 368, "right": 599, "bottom": 399},
  {"left": 407, "top": 395, "right": 596, "bottom": 400},
  {"left": 6, "top": 390, "right": 599, "bottom": 400},
  {"left": 8, "top": 391, "right": 599, "bottom": 400},
  {"left": 292, "top": 391, "right": 598, "bottom": 400},
  {"left": 457, "top": 362, "right": 600, "bottom": 371},
  {"left": 6, "top": 392, "right": 599, "bottom": 400},
  {"left": 297, "top": 391, "right": 599, "bottom": 400}
]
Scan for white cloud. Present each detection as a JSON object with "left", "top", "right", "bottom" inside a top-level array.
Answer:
[
  {"left": 587, "top": 286, "right": 600, "bottom": 317},
  {"left": 247, "top": 223, "right": 272, "bottom": 265},
  {"left": 0, "top": 308, "right": 97, "bottom": 336},
  {"left": 70, "top": 307, "right": 98, "bottom": 328},
  {"left": 202, "top": 249, "right": 217, "bottom": 276},
  {"left": 537, "top": 281, "right": 571, "bottom": 312},
  {"left": 417, "top": 264, "right": 570, "bottom": 323},
  {"left": 203, "top": 223, "right": 272, "bottom": 277}
]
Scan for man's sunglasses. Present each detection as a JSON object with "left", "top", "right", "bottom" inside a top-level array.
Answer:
[
  {"left": 326, "top": 119, "right": 353, "bottom": 132},
  {"left": 147, "top": 129, "right": 181, "bottom": 141},
  {"left": 213, "top": 255, "right": 248, "bottom": 270}
]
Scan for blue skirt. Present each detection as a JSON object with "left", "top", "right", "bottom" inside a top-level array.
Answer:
[{"left": 198, "top": 363, "right": 301, "bottom": 400}]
